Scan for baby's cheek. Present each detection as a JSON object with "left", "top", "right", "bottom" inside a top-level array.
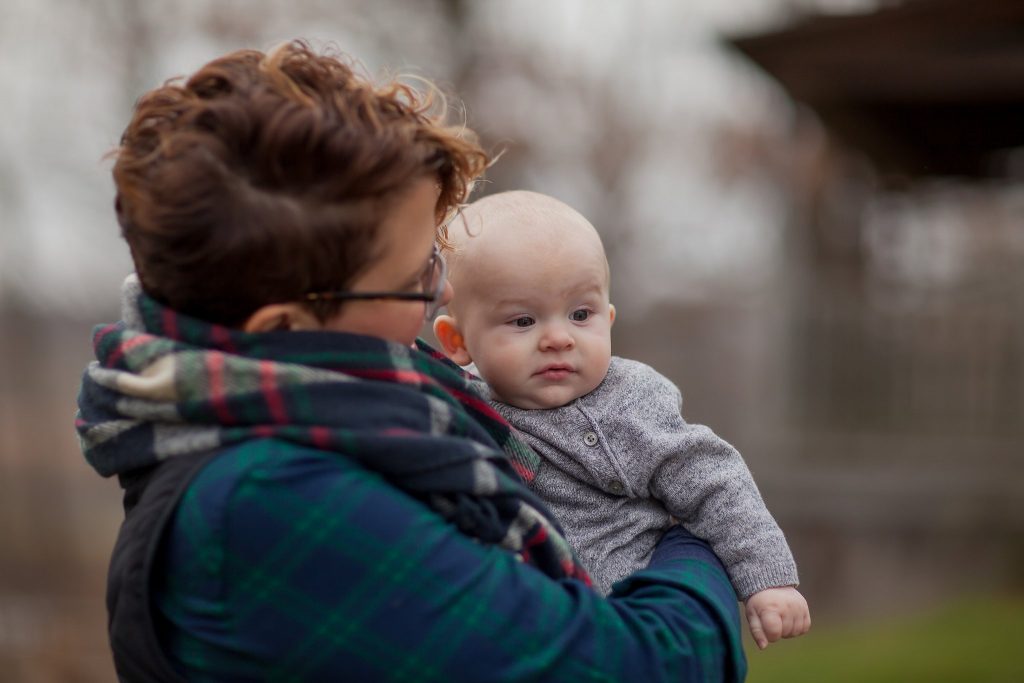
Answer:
[{"left": 490, "top": 343, "right": 527, "bottom": 372}]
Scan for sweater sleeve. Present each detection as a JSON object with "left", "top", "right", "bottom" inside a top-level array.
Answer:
[
  {"left": 596, "top": 359, "right": 797, "bottom": 600},
  {"left": 154, "top": 440, "right": 747, "bottom": 683},
  {"left": 641, "top": 391, "right": 800, "bottom": 599},
  {"left": 647, "top": 423, "right": 798, "bottom": 602}
]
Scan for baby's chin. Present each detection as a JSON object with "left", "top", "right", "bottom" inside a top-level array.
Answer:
[{"left": 493, "top": 385, "right": 587, "bottom": 410}]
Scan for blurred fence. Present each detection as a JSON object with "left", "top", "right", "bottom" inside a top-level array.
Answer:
[{"left": 793, "top": 297, "right": 1023, "bottom": 438}]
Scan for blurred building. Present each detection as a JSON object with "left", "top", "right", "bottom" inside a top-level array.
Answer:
[{"left": 710, "top": 0, "right": 1024, "bottom": 617}]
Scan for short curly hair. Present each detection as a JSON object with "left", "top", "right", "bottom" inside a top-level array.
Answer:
[{"left": 112, "top": 40, "right": 488, "bottom": 327}]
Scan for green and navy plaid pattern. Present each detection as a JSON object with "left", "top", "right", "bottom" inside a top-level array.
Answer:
[{"left": 154, "top": 444, "right": 746, "bottom": 681}]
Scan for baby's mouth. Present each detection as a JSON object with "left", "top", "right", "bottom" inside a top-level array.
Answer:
[{"left": 534, "top": 364, "right": 574, "bottom": 380}]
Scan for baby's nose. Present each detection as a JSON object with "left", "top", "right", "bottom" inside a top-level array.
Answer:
[{"left": 539, "top": 325, "right": 575, "bottom": 351}]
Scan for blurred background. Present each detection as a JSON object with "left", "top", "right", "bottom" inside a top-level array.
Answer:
[{"left": 1, "top": 0, "right": 1022, "bottom": 680}]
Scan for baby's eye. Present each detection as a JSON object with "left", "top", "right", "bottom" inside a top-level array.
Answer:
[
  {"left": 570, "top": 309, "right": 591, "bottom": 322},
  {"left": 512, "top": 316, "right": 535, "bottom": 328}
]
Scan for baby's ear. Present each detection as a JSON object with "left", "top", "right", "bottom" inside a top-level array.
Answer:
[
  {"left": 433, "top": 315, "right": 472, "bottom": 366},
  {"left": 609, "top": 303, "right": 616, "bottom": 326}
]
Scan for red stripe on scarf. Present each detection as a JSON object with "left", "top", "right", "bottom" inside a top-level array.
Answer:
[
  {"left": 525, "top": 524, "right": 549, "bottom": 547},
  {"left": 444, "top": 387, "right": 501, "bottom": 423},
  {"left": 162, "top": 308, "right": 179, "bottom": 340},
  {"left": 509, "top": 460, "right": 534, "bottom": 483},
  {"left": 93, "top": 323, "right": 120, "bottom": 349},
  {"left": 107, "top": 333, "right": 157, "bottom": 368},
  {"left": 260, "top": 361, "right": 288, "bottom": 423},
  {"left": 564, "top": 560, "right": 591, "bottom": 584},
  {"left": 353, "top": 368, "right": 428, "bottom": 385},
  {"left": 211, "top": 324, "right": 236, "bottom": 353},
  {"left": 310, "top": 426, "right": 331, "bottom": 449},
  {"left": 206, "top": 353, "right": 234, "bottom": 423}
]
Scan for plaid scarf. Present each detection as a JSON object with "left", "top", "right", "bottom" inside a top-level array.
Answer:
[{"left": 76, "top": 276, "right": 590, "bottom": 585}]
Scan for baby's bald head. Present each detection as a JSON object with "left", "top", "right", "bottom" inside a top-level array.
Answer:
[
  {"left": 433, "top": 191, "right": 616, "bottom": 408},
  {"left": 444, "top": 191, "right": 609, "bottom": 316}
]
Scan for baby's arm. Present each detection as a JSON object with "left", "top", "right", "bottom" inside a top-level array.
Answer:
[
  {"left": 744, "top": 586, "right": 811, "bottom": 649},
  {"left": 641, "top": 406, "right": 809, "bottom": 647},
  {"left": 647, "top": 422, "right": 799, "bottom": 599}
]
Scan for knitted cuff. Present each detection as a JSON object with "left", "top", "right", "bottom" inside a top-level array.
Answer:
[{"left": 732, "top": 561, "right": 800, "bottom": 601}]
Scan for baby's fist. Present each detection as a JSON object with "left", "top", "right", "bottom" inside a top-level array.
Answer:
[{"left": 744, "top": 586, "right": 810, "bottom": 650}]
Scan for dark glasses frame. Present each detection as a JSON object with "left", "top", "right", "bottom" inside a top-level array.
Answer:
[{"left": 304, "top": 243, "right": 448, "bottom": 319}]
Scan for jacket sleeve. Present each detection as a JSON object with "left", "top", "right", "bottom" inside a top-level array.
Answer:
[
  {"left": 155, "top": 441, "right": 747, "bottom": 683},
  {"left": 636, "top": 372, "right": 799, "bottom": 599}
]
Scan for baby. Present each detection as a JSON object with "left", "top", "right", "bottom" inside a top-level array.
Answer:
[{"left": 433, "top": 190, "right": 810, "bottom": 649}]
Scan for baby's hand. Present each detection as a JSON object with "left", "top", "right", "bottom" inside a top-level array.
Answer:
[{"left": 744, "top": 586, "right": 810, "bottom": 650}]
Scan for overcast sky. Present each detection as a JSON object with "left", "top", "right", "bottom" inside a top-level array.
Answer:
[{"left": 0, "top": 0, "right": 889, "bottom": 316}]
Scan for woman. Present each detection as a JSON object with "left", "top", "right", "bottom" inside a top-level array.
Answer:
[{"left": 76, "top": 40, "right": 746, "bottom": 682}]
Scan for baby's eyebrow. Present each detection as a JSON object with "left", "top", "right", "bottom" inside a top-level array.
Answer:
[
  {"left": 558, "top": 282, "right": 605, "bottom": 299},
  {"left": 492, "top": 298, "right": 532, "bottom": 308}
]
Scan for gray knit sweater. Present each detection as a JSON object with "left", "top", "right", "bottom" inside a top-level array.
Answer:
[{"left": 491, "top": 356, "right": 798, "bottom": 598}]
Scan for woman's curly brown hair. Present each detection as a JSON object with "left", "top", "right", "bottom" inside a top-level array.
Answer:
[{"left": 113, "top": 40, "right": 488, "bottom": 326}]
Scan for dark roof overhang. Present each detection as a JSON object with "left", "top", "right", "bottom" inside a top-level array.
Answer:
[{"left": 728, "top": 0, "right": 1024, "bottom": 179}]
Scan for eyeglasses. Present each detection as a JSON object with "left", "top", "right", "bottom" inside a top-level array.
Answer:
[{"left": 304, "top": 243, "right": 448, "bottom": 320}]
